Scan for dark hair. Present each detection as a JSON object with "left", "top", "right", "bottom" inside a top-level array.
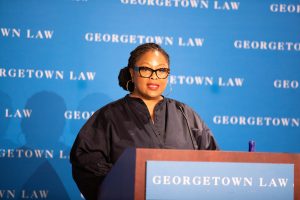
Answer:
[{"left": 118, "top": 43, "right": 170, "bottom": 92}]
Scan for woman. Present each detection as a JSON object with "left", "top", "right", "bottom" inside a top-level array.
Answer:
[{"left": 70, "top": 43, "right": 219, "bottom": 200}]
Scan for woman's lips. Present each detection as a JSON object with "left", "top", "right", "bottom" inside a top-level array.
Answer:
[{"left": 147, "top": 83, "right": 159, "bottom": 90}]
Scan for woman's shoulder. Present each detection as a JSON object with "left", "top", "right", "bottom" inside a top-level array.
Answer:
[
  {"left": 165, "top": 97, "right": 193, "bottom": 111},
  {"left": 95, "top": 96, "right": 127, "bottom": 115},
  {"left": 85, "top": 96, "right": 127, "bottom": 124}
]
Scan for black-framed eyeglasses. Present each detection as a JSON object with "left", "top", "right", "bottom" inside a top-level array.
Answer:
[{"left": 133, "top": 66, "right": 170, "bottom": 79}]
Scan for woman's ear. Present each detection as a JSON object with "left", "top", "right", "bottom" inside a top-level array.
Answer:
[{"left": 129, "top": 67, "right": 134, "bottom": 81}]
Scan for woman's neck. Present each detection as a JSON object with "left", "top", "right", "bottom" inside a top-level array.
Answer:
[{"left": 129, "top": 93, "right": 163, "bottom": 122}]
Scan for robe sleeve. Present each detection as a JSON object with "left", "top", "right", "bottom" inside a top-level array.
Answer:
[
  {"left": 70, "top": 111, "right": 113, "bottom": 200},
  {"left": 183, "top": 104, "right": 220, "bottom": 150}
]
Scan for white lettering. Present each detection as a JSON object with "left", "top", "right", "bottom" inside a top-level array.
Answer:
[
  {"left": 234, "top": 40, "right": 300, "bottom": 52},
  {"left": 260, "top": 178, "right": 289, "bottom": 187},
  {"left": 0, "top": 149, "right": 54, "bottom": 159},
  {"left": 213, "top": 115, "right": 300, "bottom": 127},
  {"left": 183, "top": 176, "right": 191, "bottom": 185},
  {"left": 150, "top": 175, "right": 255, "bottom": 186},
  {"left": 120, "top": 0, "right": 239, "bottom": 11},
  {"left": 26, "top": 29, "right": 54, "bottom": 39},
  {"left": 70, "top": 71, "right": 96, "bottom": 81},
  {"left": 0, "top": 68, "right": 65, "bottom": 80},
  {"left": 170, "top": 75, "right": 243, "bottom": 87},
  {"left": 218, "top": 77, "right": 244, "bottom": 87},
  {"left": 153, "top": 176, "right": 161, "bottom": 184},
  {"left": 0, "top": 28, "right": 21, "bottom": 38},
  {"left": 85, "top": 32, "right": 174, "bottom": 46},
  {"left": 274, "top": 80, "right": 299, "bottom": 89},
  {"left": 0, "top": 190, "right": 15, "bottom": 198},
  {"left": 278, "top": 178, "right": 289, "bottom": 187},
  {"left": 5, "top": 109, "right": 32, "bottom": 118},
  {"left": 270, "top": 4, "right": 300, "bottom": 13},
  {"left": 172, "top": 176, "right": 181, "bottom": 185},
  {"left": 178, "top": 37, "right": 204, "bottom": 47},
  {"left": 163, "top": 176, "right": 171, "bottom": 184},
  {"left": 64, "top": 110, "right": 94, "bottom": 120},
  {"left": 214, "top": 1, "right": 240, "bottom": 10},
  {"left": 59, "top": 150, "right": 69, "bottom": 159},
  {"left": 21, "top": 190, "right": 49, "bottom": 199}
]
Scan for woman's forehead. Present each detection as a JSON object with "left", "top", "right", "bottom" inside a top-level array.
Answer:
[{"left": 137, "top": 50, "right": 168, "bottom": 64}]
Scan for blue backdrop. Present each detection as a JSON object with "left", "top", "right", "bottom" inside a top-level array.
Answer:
[{"left": 1, "top": 0, "right": 300, "bottom": 199}]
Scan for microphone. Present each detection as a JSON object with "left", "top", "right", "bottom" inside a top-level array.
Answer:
[{"left": 175, "top": 102, "right": 198, "bottom": 150}]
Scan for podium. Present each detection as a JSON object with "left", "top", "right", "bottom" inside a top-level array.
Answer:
[{"left": 98, "top": 148, "right": 300, "bottom": 200}]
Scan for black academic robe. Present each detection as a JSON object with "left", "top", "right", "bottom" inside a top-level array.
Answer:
[{"left": 70, "top": 95, "right": 219, "bottom": 200}]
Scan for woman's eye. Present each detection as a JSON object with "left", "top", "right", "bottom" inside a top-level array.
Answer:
[
  {"left": 158, "top": 68, "right": 168, "bottom": 72},
  {"left": 141, "top": 67, "right": 152, "bottom": 72}
]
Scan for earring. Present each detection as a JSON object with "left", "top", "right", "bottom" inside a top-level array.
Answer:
[{"left": 126, "top": 80, "right": 133, "bottom": 91}]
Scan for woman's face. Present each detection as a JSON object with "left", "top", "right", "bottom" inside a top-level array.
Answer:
[{"left": 130, "top": 50, "right": 169, "bottom": 101}]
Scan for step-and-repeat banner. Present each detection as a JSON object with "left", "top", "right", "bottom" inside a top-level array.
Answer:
[{"left": 1, "top": 0, "right": 300, "bottom": 199}]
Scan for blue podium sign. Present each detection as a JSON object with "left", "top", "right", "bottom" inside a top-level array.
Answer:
[{"left": 146, "top": 161, "right": 294, "bottom": 200}]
